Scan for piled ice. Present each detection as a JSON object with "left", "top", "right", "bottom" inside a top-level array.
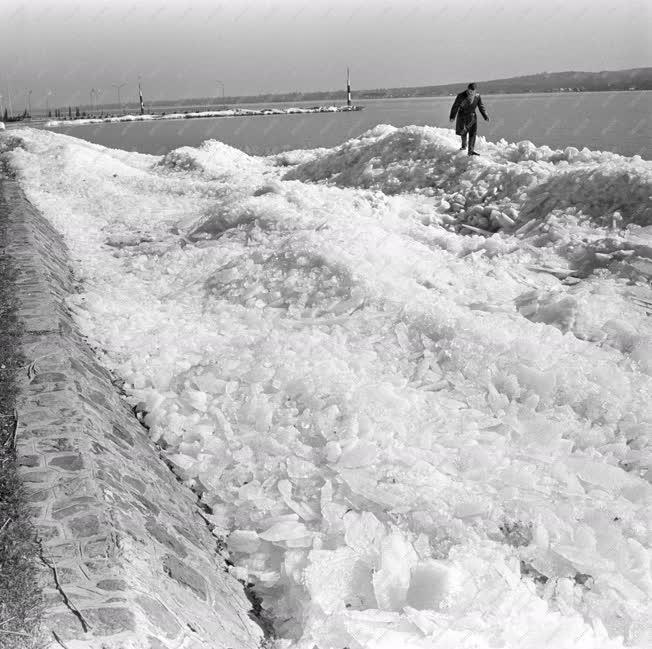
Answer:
[{"left": 1, "top": 125, "right": 651, "bottom": 649}]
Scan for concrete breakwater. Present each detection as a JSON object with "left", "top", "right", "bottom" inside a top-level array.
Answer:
[
  {"left": 0, "top": 179, "right": 264, "bottom": 648},
  {"left": 44, "top": 104, "right": 364, "bottom": 128}
]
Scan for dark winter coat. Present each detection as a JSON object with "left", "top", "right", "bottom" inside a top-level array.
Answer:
[{"left": 449, "top": 91, "right": 489, "bottom": 135}]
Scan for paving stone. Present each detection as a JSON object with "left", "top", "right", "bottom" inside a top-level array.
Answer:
[
  {"left": 146, "top": 636, "right": 170, "bottom": 649},
  {"left": 82, "top": 559, "right": 114, "bottom": 576},
  {"left": 87, "top": 389, "right": 112, "bottom": 410},
  {"left": 123, "top": 476, "right": 146, "bottom": 493},
  {"left": 36, "top": 437, "right": 79, "bottom": 452},
  {"left": 82, "top": 607, "right": 136, "bottom": 636},
  {"left": 108, "top": 423, "right": 135, "bottom": 447},
  {"left": 43, "top": 541, "right": 80, "bottom": 561},
  {"left": 133, "top": 492, "right": 161, "bottom": 516},
  {"left": 162, "top": 555, "right": 208, "bottom": 601},
  {"left": 31, "top": 371, "right": 69, "bottom": 384},
  {"left": 55, "top": 476, "right": 97, "bottom": 499},
  {"left": 25, "top": 486, "right": 50, "bottom": 502},
  {"left": 51, "top": 504, "right": 91, "bottom": 521},
  {"left": 46, "top": 610, "right": 88, "bottom": 640},
  {"left": 48, "top": 454, "right": 84, "bottom": 471},
  {"left": 54, "top": 565, "right": 84, "bottom": 585},
  {"left": 37, "top": 524, "right": 62, "bottom": 541},
  {"left": 35, "top": 391, "right": 76, "bottom": 408},
  {"left": 90, "top": 440, "right": 109, "bottom": 455},
  {"left": 68, "top": 514, "right": 101, "bottom": 537},
  {"left": 145, "top": 519, "right": 188, "bottom": 558},
  {"left": 172, "top": 522, "right": 206, "bottom": 550},
  {"left": 42, "top": 590, "right": 66, "bottom": 608},
  {"left": 28, "top": 504, "right": 46, "bottom": 518},
  {"left": 95, "top": 469, "right": 124, "bottom": 490},
  {"left": 96, "top": 579, "right": 128, "bottom": 591},
  {"left": 20, "top": 467, "right": 57, "bottom": 486},
  {"left": 26, "top": 382, "right": 70, "bottom": 393},
  {"left": 135, "top": 596, "right": 182, "bottom": 640}
]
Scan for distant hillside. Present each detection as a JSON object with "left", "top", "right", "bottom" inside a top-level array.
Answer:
[
  {"left": 360, "top": 68, "right": 652, "bottom": 98},
  {"left": 138, "top": 68, "right": 651, "bottom": 109},
  {"left": 98, "top": 68, "right": 651, "bottom": 113}
]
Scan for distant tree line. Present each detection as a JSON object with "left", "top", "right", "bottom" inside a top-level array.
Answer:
[{"left": 140, "top": 67, "right": 652, "bottom": 108}]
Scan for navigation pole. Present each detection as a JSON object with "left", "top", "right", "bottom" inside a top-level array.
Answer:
[
  {"left": 347, "top": 67, "right": 351, "bottom": 107},
  {"left": 138, "top": 79, "right": 145, "bottom": 115}
]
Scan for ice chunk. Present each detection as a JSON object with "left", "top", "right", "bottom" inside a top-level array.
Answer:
[
  {"left": 227, "top": 529, "right": 261, "bottom": 554},
  {"left": 338, "top": 439, "right": 379, "bottom": 468},
  {"left": 405, "top": 560, "right": 457, "bottom": 610},
  {"left": 372, "top": 530, "right": 418, "bottom": 610},
  {"left": 566, "top": 457, "right": 639, "bottom": 492},
  {"left": 324, "top": 440, "right": 342, "bottom": 463},
  {"left": 344, "top": 511, "right": 386, "bottom": 563},
  {"left": 287, "top": 455, "right": 317, "bottom": 479},
  {"left": 180, "top": 389, "right": 209, "bottom": 411},
  {"left": 277, "top": 479, "right": 318, "bottom": 521},
  {"left": 305, "top": 547, "right": 376, "bottom": 613},
  {"left": 259, "top": 520, "right": 310, "bottom": 543}
]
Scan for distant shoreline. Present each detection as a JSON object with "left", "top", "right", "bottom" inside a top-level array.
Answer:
[
  {"left": 132, "top": 67, "right": 652, "bottom": 111},
  {"left": 5, "top": 67, "right": 649, "bottom": 118},
  {"left": 108, "top": 86, "right": 650, "bottom": 114},
  {"left": 6, "top": 88, "right": 649, "bottom": 124}
]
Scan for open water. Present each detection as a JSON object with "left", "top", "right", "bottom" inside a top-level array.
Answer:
[{"left": 46, "top": 91, "right": 650, "bottom": 158}]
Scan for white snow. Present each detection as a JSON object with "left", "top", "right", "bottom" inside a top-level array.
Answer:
[{"left": 1, "top": 124, "right": 651, "bottom": 649}]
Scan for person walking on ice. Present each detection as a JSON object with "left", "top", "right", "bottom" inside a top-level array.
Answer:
[{"left": 449, "top": 83, "right": 489, "bottom": 156}]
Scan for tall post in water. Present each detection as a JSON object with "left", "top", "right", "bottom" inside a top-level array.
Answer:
[
  {"left": 347, "top": 67, "right": 352, "bottom": 107},
  {"left": 114, "top": 83, "right": 126, "bottom": 114},
  {"left": 138, "top": 79, "right": 145, "bottom": 115}
]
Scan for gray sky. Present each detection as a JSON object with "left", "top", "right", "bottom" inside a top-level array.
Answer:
[{"left": 1, "top": 0, "right": 650, "bottom": 109}]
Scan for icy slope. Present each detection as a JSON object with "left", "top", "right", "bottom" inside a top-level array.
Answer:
[{"left": 2, "top": 126, "right": 651, "bottom": 649}]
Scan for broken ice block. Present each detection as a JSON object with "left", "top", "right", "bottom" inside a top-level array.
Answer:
[
  {"left": 338, "top": 439, "right": 379, "bottom": 468},
  {"left": 259, "top": 520, "right": 310, "bottom": 543},
  {"left": 405, "top": 560, "right": 456, "bottom": 610},
  {"left": 227, "top": 529, "right": 261, "bottom": 553},
  {"left": 372, "top": 531, "right": 418, "bottom": 610}
]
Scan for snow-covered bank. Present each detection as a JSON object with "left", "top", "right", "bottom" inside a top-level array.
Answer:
[
  {"left": 44, "top": 105, "right": 363, "bottom": 127},
  {"left": 1, "top": 125, "right": 651, "bottom": 649}
]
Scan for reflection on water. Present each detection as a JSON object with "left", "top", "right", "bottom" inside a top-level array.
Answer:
[{"left": 46, "top": 92, "right": 650, "bottom": 159}]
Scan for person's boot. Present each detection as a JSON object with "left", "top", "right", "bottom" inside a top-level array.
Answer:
[
  {"left": 460, "top": 138, "right": 467, "bottom": 150},
  {"left": 468, "top": 150, "right": 480, "bottom": 156}
]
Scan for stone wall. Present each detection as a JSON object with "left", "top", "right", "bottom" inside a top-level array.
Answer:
[{"left": 1, "top": 179, "right": 265, "bottom": 649}]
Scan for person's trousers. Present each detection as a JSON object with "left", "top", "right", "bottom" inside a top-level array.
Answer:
[{"left": 461, "top": 120, "right": 477, "bottom": 152}]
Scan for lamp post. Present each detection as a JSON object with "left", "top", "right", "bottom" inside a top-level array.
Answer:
[
  {"left": 90, "top": 88, "right": 95, "bottom": 113},
  {"left": 216, "top": 80, "right": 225, "bottom": 105},
  {"left": 95, "top": 88, "right": 103, "bottom": 114},
  {"left": 6, "top": 82, "right": 14, "bottom": 118},
  {"left": 113, "top": 83, "right": 126, "bottom": 114},
  {"left": 46, "top": 90, "right": 53, "bottom": 117},
  {"left": 26, "top": 89, "right": 32, "bottom": 118}
]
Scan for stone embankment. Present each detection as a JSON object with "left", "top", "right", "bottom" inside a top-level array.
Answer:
[{"left": 0, "top": 179, "right": 264, "bottom": 648}]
